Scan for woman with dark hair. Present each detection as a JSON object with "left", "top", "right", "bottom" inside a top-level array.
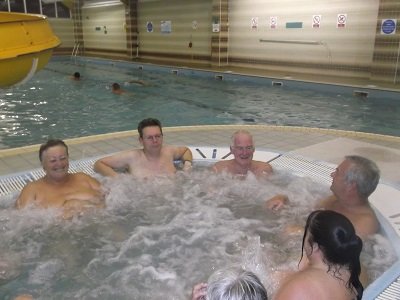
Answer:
[{"left": 273, "top": 210, "right": 363, "bottom": 300}]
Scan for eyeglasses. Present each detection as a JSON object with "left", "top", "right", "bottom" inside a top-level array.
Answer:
[
  {"left": 143, "top": 134, "right": 163, "bottom": 141},
  {"left": 233, "top": 146, "right": 254, "bottom": 151}
]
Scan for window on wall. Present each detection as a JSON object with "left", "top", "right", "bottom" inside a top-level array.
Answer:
[
  {"left": 10, "top": 0, "right": 25, "bottom": 12},
  {"left": 56, "top": 1, "right": 70, "bottom": 18},
  {"left": 26, "top": 0, "right": 41, "bottom": 14},
  {"left": 0, "top": 0, "right": 70, "bottom": 18},
  {"left": 0, "top": 0, "right": 9, "bottom": 11},
  {"left": 42, "top": 1, "right": 56, "bottom": 17}
]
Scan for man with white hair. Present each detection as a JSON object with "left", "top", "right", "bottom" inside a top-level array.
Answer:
[{"left": 212, "top": 130, "right": 273, "bottom": 178}]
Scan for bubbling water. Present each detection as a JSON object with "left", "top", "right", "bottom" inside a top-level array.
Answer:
[{"left": 0, "top": 169, "right": 395, "bottom": 299}]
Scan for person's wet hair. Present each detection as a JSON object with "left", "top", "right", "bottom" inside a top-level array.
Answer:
[
  {"left": 73, "top": 72, "right": 80, "bottom": 79},
  {"left": 137, "top": 118, "right": 163, "bottom": 138},
  {"left": 112, "top": 83, "right": 120, "bottom": 90},
  {"left": 39, "top": 139, "right": 68, "bottom": 162},
  {"left": 301, "top": 210, "right": 363, "bottom": 300}
]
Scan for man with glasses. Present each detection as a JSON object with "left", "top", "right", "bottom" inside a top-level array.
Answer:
[
  {"left": 94, "top": 118, "right": 193, "bottom": 178},
  {"left": 212, "top": 130, "right": 273, "bottom": 178}
]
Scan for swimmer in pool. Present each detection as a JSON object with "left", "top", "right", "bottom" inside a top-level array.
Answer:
[
  {"left": 71, "top": 72, "right": 80, "bottom": 81},
  {"left": 273, "top": 210, "right": 364, "bottom": 300},
  {"left": 111, "top": 82, "right": 127, "bottom": 95},
  {"left": 94, "top": 118, "right": 193, "bottom": 178},
  {"left": 16, "top": 139, "right": 105, "bottom": 219},
  {"left": 266, "top": 155, "right": 380, "bottom": 239}
]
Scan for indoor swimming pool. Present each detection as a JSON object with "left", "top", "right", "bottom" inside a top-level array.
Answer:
[
  {"left": 0, "top": 56, "right": 399, "bottom": 299},
  {"left": 0, "top": 56, "right": 398, "bottom": 149}
]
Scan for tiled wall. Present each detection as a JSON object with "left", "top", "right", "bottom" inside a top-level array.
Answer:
[
  {"left": 81, "top": 4, "right": 127, "bottom": 58},
  {"left": 228, "top": 0, "right": 380, "bottom": 79},
  {"left": 137, "top": 0, "right": 213, "bottom": 65},
  {"left": 51, "top": 0, "right": 399, "bottom": 84}
]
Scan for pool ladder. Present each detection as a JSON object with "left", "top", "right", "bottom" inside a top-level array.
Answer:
[{"left": 71, "top": 43, "right": 80, "bottom": 63}]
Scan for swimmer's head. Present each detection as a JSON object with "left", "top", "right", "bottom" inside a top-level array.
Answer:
[{"left": 112, "top": 83, "right": 121, "bottom": 91}]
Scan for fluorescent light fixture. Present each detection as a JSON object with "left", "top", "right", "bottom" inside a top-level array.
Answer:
[{"left": 82, "top": 0, "right": 123, "bottom": 8}]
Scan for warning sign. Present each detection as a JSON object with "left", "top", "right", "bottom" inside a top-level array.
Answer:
[
  {"left": 270, "top": 16, "right": 278, "bottom": 29},
  {"left": 251, "top": 17, "right": 258, "bottom": 30},
  {"left": 337, "top": 13, "right": 347, "bottom": 28},
  {"left": 312, "top": 15, "right": 321, "bottom": 28}
]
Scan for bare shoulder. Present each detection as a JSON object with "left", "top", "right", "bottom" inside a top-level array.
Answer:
[
  {"left": 253, "top": 160, "right": 273, "bottom": 173},
  {"left": 274, "top": 271, "right": 325, "bottom": 300},
  {"left": 20, "top": 179, "right": 41, "bottom": 192},
  {"left": 72, "top": 172, "right": 97, "bottom": 181},
  {"left": 274, "top": 272, "right": 310, "bottom": 300},
  {"left": 16, "top": 180, "right": 43, "bottom": 208},
  {"left": 353, "top": 206, "right": 380, "bottom": 237},
  {"left": 212, "top": 160, "right": 232, "bottom": 172}
]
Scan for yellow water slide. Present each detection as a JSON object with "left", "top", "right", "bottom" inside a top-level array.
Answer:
[{"left": 0, "top": 12, "right": 61, "bottom": 88}]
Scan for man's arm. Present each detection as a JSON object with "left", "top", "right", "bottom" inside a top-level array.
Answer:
[
  {"left": 265, "top": 194, "right": 289, "bottom": 211},
  {"left": 212, "top": 161, "right": 224, "bottom": 173},
  {"left": 259, "top": 162, "right": 273, "bottom": 175},
  {"left": 352, "top": 213, "right": 380, "bottom": 239},
  {"left": 15, "top": 183, "right": 37, "bottom": 209},
  {"left": 94, "top": 151, "right": 132, "bottom": 177},
  {"left": 173, "top": 146, "right": 193, "bottom": 171}
]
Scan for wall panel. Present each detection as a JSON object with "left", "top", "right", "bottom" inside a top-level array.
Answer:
[
  {"left": 138, "top": 0, "right": 212, "bottom": 64},
  {"left": 49, "top": 18, "right": 75, "bottom": 54},
  {"left": 82, "top": 4, "right": 127, "bottom": 53},
  {"left": 228, "top": 0, "right": 380, "bottom": 78}
]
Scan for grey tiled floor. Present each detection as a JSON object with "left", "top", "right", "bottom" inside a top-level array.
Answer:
[{"left": 0, "top": 125, "right": 399, "bottom": 185}]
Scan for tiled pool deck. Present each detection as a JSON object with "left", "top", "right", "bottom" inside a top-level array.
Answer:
[{"left": 0, "top": 125, "right": 399, "bottom": 186}]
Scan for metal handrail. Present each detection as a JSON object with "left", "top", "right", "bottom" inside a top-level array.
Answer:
[{"left": 71, "top": 42, "right": 80, "bottom": 63}]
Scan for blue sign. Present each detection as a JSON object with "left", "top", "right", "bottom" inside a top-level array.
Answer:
[
  {"left": 381, "top": 19, "right": 396, "bottom": 35},
  {"left": 146, "top": 22, "right": 153, "bottom": 33}
]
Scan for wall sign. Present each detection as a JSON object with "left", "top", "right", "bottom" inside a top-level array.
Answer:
[
  {"left": 270, "top": 16, "right": 277, "bottom": 29},
  {"left": 312, "top": 15, "right": 321, "bottom": 28},
  {"left": 212, "top": 23, "right": 220, "bottom": 33},
  {"left": 146, "top": 21, "right": 153, "bottom": 33},
  {"left": 381, "top": 19, "right": 396, "bottom": 35},
  {"left": 337, "top": 13, "right": 347, "bottom": 28},
  {"left": 286, "top": 22, "right": 303, "bottom": 29},
  {"left": 251, "top": 17, "right": 258, "bottom": 30},
  {"left": 161, "top": 20, "right": 171, "bottom": 34}
]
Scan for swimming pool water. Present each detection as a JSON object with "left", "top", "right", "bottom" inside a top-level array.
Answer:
[
  {"left": 0, "top": 171, "right": 395, "bottom": 299},
  {"left": 0, "top": 56, "right": 399, "bottom": 149}
]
